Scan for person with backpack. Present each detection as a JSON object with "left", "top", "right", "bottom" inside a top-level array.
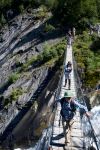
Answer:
[
  {"left": 64, "top": 61, "right": 72, "bottom": 89},
  {"left": 66, "top": 30, "right": 73, "bottom": 47},
  {"left": 72, "top": 27, "right": 76, "bottom": 40},
  {"left": 58, "top": 91, "right": 91, "bottom": 149}
]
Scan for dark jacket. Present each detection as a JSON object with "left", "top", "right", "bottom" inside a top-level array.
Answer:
[{"left": 58, "top": 97, "right": 87, "bottom": 121}]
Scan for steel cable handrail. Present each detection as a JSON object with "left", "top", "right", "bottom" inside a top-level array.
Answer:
[
  {"left": 37, "top": 45, "right": 100, "bottom": 150},
  {"left": 33, "top": 47, "right": 67, "bottom": 150},
  {"left": 73, "top": 53, "right": 99, "bottom": 150},
  {"left": 34, "top": 44, "right": 68, "bottom": 150},
  {"left": 33, "top": 69, "right": 64, "bottom": 150}
]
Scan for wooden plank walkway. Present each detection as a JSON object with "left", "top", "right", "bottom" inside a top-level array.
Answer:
[{"left": 50, "top": 46, "right": 85, "bottom": 150}]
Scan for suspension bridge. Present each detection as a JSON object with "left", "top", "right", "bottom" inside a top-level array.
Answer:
[
  {"left": 32, "top": 44, "right": 100, "bottom": 150},
  {"left": 0, "top": 40, "right": 99, "bottom": 150},
  {"left": 50, "top": 45, "right": 84, "bottom": 150}
]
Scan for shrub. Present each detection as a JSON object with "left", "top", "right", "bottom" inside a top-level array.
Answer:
[
  {"left": 49, "top": 49, "right": 58, "bottom": 58},
  {"left": 19, "top": 4, "right": 24, "bottom": 13},
  {"left": 90, "top": 37, "right": 100, "bottom": 52},
  {"left": 20, "top": 39, "right": 66, "bottom": 70},
  {"left": 44, "top": 23, "right": 55, "bottom": 33},
  {"left": 37, "top": 54, "right": 43, "bottom": 62},
  {"left": 42, "top": 40, "right": 66, "bottom": 63},
  {"left": 26, "top": 56, "right": 36, "bottom": 66},
  {"left": 10, "top": 88, "right": 23, "bottom": 101},
  {"left": 78, "top": 31, "right": 90, "bottom": 43},
  {"left": 8, "top": 73, "right": 20, "bottom": 83},
  {"left": 42, "top": 48, "right": 51, "bottom": 61},
  {"left": 35, "top": 5, "right": 48, "bottom": 19},
  {"left": 21, "top": 56, "right": 37, "bottom": 71},
  {"left": 42, "top": 43, "right": 51, "bottom": 61}
]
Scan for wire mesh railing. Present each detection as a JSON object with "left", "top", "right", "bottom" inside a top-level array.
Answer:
[
  {"left": 33, "top": 46, "right": 68, "bottom": 150},
  {"left": 73, "top": 53, "right": 100, "bottom": 150},
  {"left": 32, "top": 70, "right": 63, "bottom": 150}
]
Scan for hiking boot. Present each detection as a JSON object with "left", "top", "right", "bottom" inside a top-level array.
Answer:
[{"left": 65, "top": 140, "right": 70, "bottom": 144}]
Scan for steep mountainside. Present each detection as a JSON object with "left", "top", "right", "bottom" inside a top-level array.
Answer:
[{"left": 0, "top": 11, "right": 65, "bottom": 139}]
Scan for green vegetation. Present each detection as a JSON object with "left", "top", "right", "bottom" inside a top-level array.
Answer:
[
  {"left": 0, "top": 0, "right": 100, "bottom": 105},
  {"left": 8, "top": 73, "right": 20, "bottom": 84},
  {"left": 44, "top": 23, "right": 55, "bottom": 33},
  {"left": 19, "top": 4, "right": 25, "bottom": 13},
  {"left": 73, "top": 31, "right": 100, "bottom": 88},
  {"left": 2, "top": 39, "right": 66, "bottom": 106},
  {"left": 10, "top": 88, "right": 23, "bottom": 101},
  {"left": 0, "top": 73, "right": 20, "bottom": 96},
  {"left": 0, "top": 0, "right": 100, "bottom": 28},
  {"left": 21, "top": 56, "right": 37, "bottom": 71},
  {"left": 19, "top": 39, "right": 66, "bottom": 71},
  {"left": 34, "top": 5, "right": 48, "bottom": 19},
  {"left": 38, "top": 39, "right": 66, "bottom": 62},
  {"left": 4, "top": 88, "right": 23, "bottom": 106}
]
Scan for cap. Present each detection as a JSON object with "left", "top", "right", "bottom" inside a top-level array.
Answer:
[{"left": 64, "top": 91, "right": 74, "bottom": 97}]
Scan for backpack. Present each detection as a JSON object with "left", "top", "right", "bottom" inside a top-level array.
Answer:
[
  {"left": 70, "top": 101, "right": 76, "bottom": 112},
  {"left": 65, "top": 66, "right": 72, "bottom": 75},
  {"left": 60, "top": 97, "right": 76, "bottom": 112},
  {"left": 60, "top": 98, "right": 76, "bottom": 120}
]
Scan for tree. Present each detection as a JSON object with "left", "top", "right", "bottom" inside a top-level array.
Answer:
[
  {"left": 96, "top": 0, "right": 100, "bottom": 19},
  {"left": 52, "top": 0, "right": 98, "bottom": 27},
  {"left": 44, "top": 0, "right": 58, "bottom": 10}
]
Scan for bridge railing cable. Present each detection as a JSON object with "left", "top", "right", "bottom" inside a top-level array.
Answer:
[
  {"left": 33, "top": 44, "right": 67, "bottom": 150},
  {"left": 33, "top": 46, "right": 68, "bottom": 150},
  {"left": 33, "top": 68, "right": 63, "bottom": 150},
  {"left": 73, "top": 53, "right": 100, "bottom": 150}
]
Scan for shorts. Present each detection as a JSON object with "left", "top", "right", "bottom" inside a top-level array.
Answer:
[{"left": 65, "top": 73, "right": 71, "bottom": 79}]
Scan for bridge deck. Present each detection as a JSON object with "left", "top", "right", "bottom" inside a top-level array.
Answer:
[{"left": 50, "top": 46, "right": 85, "bottom": 150}]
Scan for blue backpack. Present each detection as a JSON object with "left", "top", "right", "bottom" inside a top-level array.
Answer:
[{"left": 60, "top": 98, "right": 76, "bottom": 120}]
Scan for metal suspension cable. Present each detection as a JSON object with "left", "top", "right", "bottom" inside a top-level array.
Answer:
[
  {"left": 72, "top": 53, "right": 100, "bottom": 150},
  {"left": 33, "top": 80, "right": 60, "bottom": 150},
  {"left": 45, "top": 44, "right": 69, "bottom": 149},
  {"left": 53, "top": 43, "right": 68, "bottom": 102},
  {"left": 34, "top": 46, "right": 68, "bottom": 150}
]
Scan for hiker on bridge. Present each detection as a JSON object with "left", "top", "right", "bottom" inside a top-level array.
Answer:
[
  {"left": 66, "top": 30, "right": 73, "bottom": 46},
  {"left": 58, "top": 91, "right": 91, "bottom": 149},
  {"left": 64, "top": 61, "right": 72, "bottom": 89},
  {"left": 72, "top": 27, "right": 76, "bottom": 39}
]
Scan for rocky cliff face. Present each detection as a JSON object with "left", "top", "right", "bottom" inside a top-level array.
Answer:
[
  {"left": 0, "top": 12, "right": 62, "bottom": 137},
  {"left": 90, "top": 92, "right": 100, "bottom": 107}
]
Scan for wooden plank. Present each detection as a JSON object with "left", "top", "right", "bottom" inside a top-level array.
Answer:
[
  {"left": 50, "top": 46, "right": 84, "bottom": 150},
  {"left": 71, "top": 128, "right": 83, "bottom": 137},
  {"left": 69, "top": 137, "right": 84, "bottom": 148}
]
